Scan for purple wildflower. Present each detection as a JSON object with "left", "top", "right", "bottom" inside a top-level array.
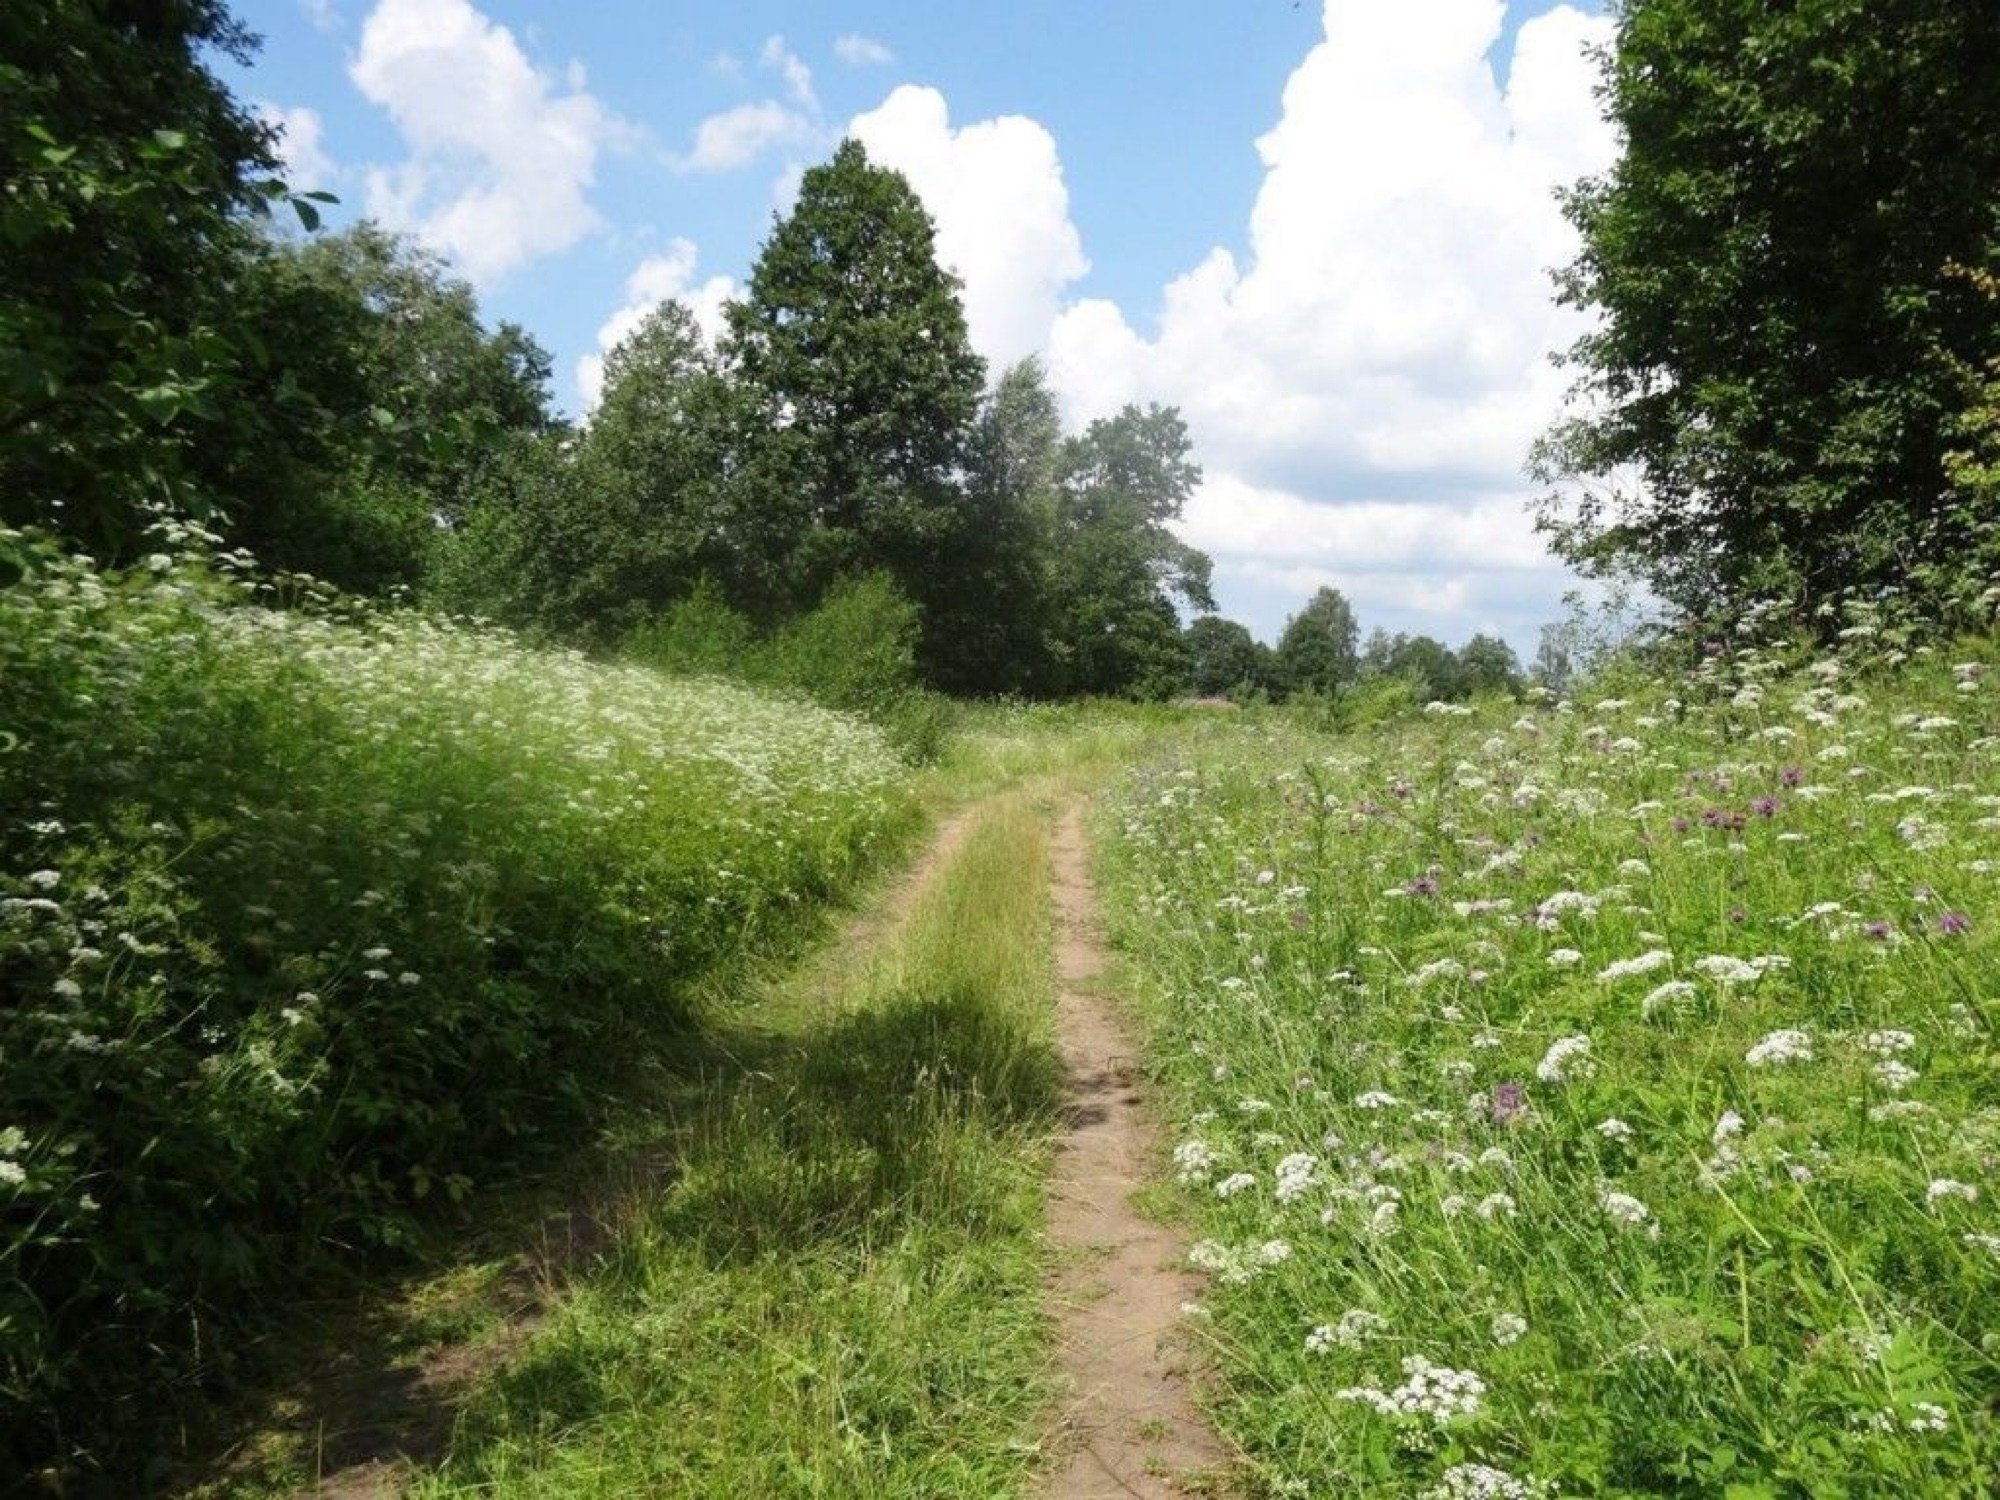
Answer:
[
  {"left": 1491, "top": 1081, "right": 1527, "bottom": 1125},
  {"left": 1405, "top": 876, "right": 1439, "bottom": 897},
  {"left": 1864, "top": 920, "right": 1895, "bottom": 942},
  {"left": 1781, "top": 765, "right": 1805, "bottom": 787},
  {"left": 1938, "top": 911, "right": 1971, "bottom": 936},
  {"left": 1751, "top": 795, "right": 1781, "bottom": 819}
]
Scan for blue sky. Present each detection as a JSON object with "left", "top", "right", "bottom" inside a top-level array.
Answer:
[{"left": 225, "top": 0, "right": 1615, "bottom": 655}]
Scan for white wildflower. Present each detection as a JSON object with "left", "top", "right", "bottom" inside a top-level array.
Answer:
[
  {"left": 1490, "top": 1312, "right": 1528, "bottom": 1346},
  {"left": 1598, "top": 949, "right": 1674, "bottom": 982},
  {"left": 1536, "top": 1034, "right": 1593, "bottom": 1084},
  {"left": 1746, "top": 1029, "right": 1814, "bottom": 1067}
]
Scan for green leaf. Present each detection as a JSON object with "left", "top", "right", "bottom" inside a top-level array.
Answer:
[{"left": 291, "top": 196, "right": 321, "bottom": 232}]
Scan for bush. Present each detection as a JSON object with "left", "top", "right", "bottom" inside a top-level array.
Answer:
[
  {"left": 626, "top": 572, "right": 957, "bottom": 762},
  {"left": 0, "top": 529, "right": 911, "bottom": 1477}
]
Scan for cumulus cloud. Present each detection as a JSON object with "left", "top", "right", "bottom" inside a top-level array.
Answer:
[
  {"left": 849, "top": 86, "right": 1088, "bottom": 370},
  {"left": 1044, "top": 0, "right": 1615, "bottom": 648},
  {"left": 672, "top": 100, "right": 815, "bottom": 173},
  {"left": 834, "top": 34, "right": 896, "bottom": 66},
  {"left": 255, "top": 102, "right": 335, "bottom": 190},
  {"left": 351, "top": 0, "right": 619, "bottom": 283},
  {"left": 760, "top": 35, "right": 817, "bottom": 110},
  {"left": 575, "top": 239, "right": 737, "bottom": 412}
]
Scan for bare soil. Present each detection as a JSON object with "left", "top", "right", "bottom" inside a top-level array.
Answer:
[{"left": 1040, "top": 797, "right": 1232, "bottom": 1498}]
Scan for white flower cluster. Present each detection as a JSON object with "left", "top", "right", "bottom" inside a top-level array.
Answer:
[
  {"left": 1746, "top": 1029, "right": 1814, "bottom": 1067},
  {"left": 1536, "top": 1034, "right": 1593, "bottom": 1084},
  {"left": 1599, "top": 949, "right": 1674, "bottom": 982},
  {"left": 1188, "top": 1237, "right": 1291, "bottom": 1284},
  {"left": 1335, "top": 1355, "right": 1486, "bottom": 1426},
  {"left": 1422, "top": 1464, "right": 1555, "bottom": 1500},
  {"left": 1173, "top": 1138, "right": 1222, "bottom": 1184},
  {"left": 1491, "top": 1311, "right": 1529, "bottom": 1346},
  {"left": 1305, "top": 1307, "right": 1387, "bottom": 1353},
  {"left": 1274, "top": 1151, "right": 1319, "bottom": 1202},
  {"left": 1599, "top": 1187, "right": 1660, "bottom": 1238}
]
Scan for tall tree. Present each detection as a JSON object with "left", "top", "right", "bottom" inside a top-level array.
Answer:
[
  {"left": 945, "top": 357, "right": 1066, "bottom": 694},
  {"left": 0, "top": 1, "right": 300, "bottom": 555},
  {"left": 1455, "top": 633, "right": 1523, "bottom": 697},
  {"left": 1274, "top": 585, "right": 1359, "bottom": 697},
  {"left": 1535, "top": 0, "right": 2000, "bottom": 619},
  {"left": 723, "top": 138, "right": 985, "bottom": 665},
  {"left": 1049, "top": 404, "right": 1213, "bottom": 697},
  {"left": 221, "top": 224, "right": 553, "bottom": 592}
]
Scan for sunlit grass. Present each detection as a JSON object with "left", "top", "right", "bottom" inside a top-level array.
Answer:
[{"left": 1099, "top": 630, "right": 2000, "bottom": 1496}]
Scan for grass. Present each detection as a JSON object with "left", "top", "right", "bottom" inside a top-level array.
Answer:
[
  {"left": 0, "top": 533, "right": 913, "bottom": 1484},
  {"left": 1096, "top": 629, "right": 2000, "bottom": 1496},
  {"left": 202, "top": 794, "right": 1069, "bottom": 1498}
]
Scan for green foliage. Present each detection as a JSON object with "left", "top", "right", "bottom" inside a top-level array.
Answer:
[
  {"left": 725, "top": 138, "right": 987, "bottom": 665},
  {"left": 217, "top": 225, "right": 553, "bottom": 594},
  {"left": 1100, "top": 623, "right": 2000, "bottom": 1495},
  {"left": 1275, "top": 586, "right": 1360, "bottom": 698},
  {"left": 1186, "top": 615, "right": 1275, "bottom": 700},
  {"left": 0, "top": 1, "right": 283, "bottom": 555},
  {"left": 1537, "top": 0, "right": 2000, "bottom": 620},
  {"left": 0, "top": 530, "right": 910, "bottom": 1478},
  {"left": 1048, "top": 404, "right": 1212, "bottom": 698}
]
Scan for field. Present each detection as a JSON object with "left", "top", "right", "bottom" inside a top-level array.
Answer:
[{"left": 1099, "top": 625, "right": 2000, "bottom": 1495}]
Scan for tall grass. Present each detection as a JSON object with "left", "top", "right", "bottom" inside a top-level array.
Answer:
[
  {"left": 0, "top": 529, "right": 912, "bottom": 1481},
  {"left": 1099, "top": 627, "right": 2000, "bottom": 1496},
  {"left": 402, "top": 798, "right": 1062, "bottom": 1497}
]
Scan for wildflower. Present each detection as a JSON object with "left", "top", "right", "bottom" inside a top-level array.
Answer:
[
  {"left": 1353, "top": 1090, "right": 1401, "bottom": 1110},
  {"left": 1335, "top": 1355, "right": 1485, "bottom": 1425},
  {"left": 1307, "top": 1308, "right": 1387, "bottom": 1352},
  {"left": 1745, "top": 1029, "right": 1813, "bottom": 1067},
  {"left": 0, "top": 1161, "right": 25, "bottom": 1187},
  {"left": 1476, "top": 1193, "right": 1517, "bottom": 1221},
  {"left": 1907, "top": 1403, "right": 1950, "bottom": 1433},
  {"left": 1546, "top": 947, "right": 1584, "bottom": 968},
  {"left": 1599, "top": 1187, "right": 1659, "bottom": 1237},
  {"left": 1598, "top": 949, "right": 1674, "bottom": 982},
  {"left": 1927, "top": 1179, "right": 1977, "bottom": 1206},
  {"left": 1712, "top": 1110, "right": 1745, "bottom": 1146},
  {"left": 1423, "top": 1465, "right": 1554, "bottom": 1500},
  {"left": 1641, "top": 979, "right": 1697, "bottom": 1018},
  {"left": 52, "top": 977, "right": 82, "bottom": 1001},
  {"left": 25, "top": 869, "right": 60, "bottom": 890},
  {"left": 1490, "top": 1081, "right": 1527, "bottom": 1123},
  {"left": 1215, "top": 1172, "right": 1258, "bottom": 1198},
  {"left": 1172, "top": 1139, "right": 1222, "bottom": 1184},
  {"left": 1874, "top": 1059, "right": 1919, "bottom": 1091},
  {"left": 1596, "top": 1117, "right": 1635, "bottom": 1142},
  {"left": 1274, "top": 1152, "right": 1319, "bottom": 1202},
  {"left": 1490, "top": 1312, "right": 1528, "bottom": 1346},
  {"left": 1937, "top": 910, "right": 1971, "bottom": 935},
  {"left": 1536, "top": 1034, "right": 1593, "bottom": 1084},
  {"left": 1694, "top": 955, "right": 1764, "bottom": 986}
]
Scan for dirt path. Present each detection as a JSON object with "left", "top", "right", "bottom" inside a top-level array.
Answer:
[{"left": 1041, "top": 797, "right": 1231, "bottom": 1498}]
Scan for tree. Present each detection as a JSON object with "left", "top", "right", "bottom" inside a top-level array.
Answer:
[
  {"left": 1362, "top": 631, "right": 1465, "bottom": 701},
  {"left": 943, "top": 358, "right": 1066, "bottom": 695},
  {"left": 1274, "top": 585, "right": 1359, "bottom": 697},
  {"left": 723, "top": 138, "right": 985, "bottom": 667},
  {"left": 1184, "top": 616, "right": 1270, "bottom": 698},
  {"left": 1048, "top": 404, "right": 1214, "bottom": 697},
  {"left": 0, "top": 0, "right": 288, "bottom": 555},
  {"left": 434, "top": 302, "right": 727, "bottom": 641},
  {"left": 219, "top": 224, "right": 553, "bottom": 592},
  {"left": 1535, "top": 0, "right": 2000, "bottom": 621},
  {"left": 1455, "top": 633, "right": 1522, "bottom": 698}
]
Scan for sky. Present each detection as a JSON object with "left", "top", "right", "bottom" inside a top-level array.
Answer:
[{"left": 225, "top": 0, "right": 1617, "bottom": 655}]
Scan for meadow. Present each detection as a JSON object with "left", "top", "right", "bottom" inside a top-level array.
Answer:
[
  {"left": 0, "top": 526, "right": 913, "bottom": 1478},
  {"left": 1099, "top": 612, "right": 2000, "bottom": 1496}
]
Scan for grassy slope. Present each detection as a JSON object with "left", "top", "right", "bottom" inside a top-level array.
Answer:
[{"left": 1099, "top": 641, "right": 2000, "bottom": 1496}]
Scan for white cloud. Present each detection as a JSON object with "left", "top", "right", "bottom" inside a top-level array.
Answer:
[
  {"left": 575, "top": 239, "right": 737, "bottom": 412},
  {"left": 760, "top": 35, "right": 817, "bottom": 110},
  {"left": 299, "top": 0, "right": 340, "bottom": 31},
  {"left": 672, "top": 100, "right": 815, "bottom": 173},
  {"left": 849, "top": 85, "right": 1088, "bottom": 370},
  {"left": 1041, "top": 0, "right": 1616, "bottom": 648},
  {"left": 255, "top": 102, "right": 335, "bottom": 190},
  {"left": 351, "top": 0, "right": 618, "bottom": 283},
  {"left": 834, "top": 34, "right": 896, "bottom": 66}
]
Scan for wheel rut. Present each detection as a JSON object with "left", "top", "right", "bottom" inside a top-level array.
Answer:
[{"left": 1041, "top": 796, "right": 1230, "bottom": 1498}]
